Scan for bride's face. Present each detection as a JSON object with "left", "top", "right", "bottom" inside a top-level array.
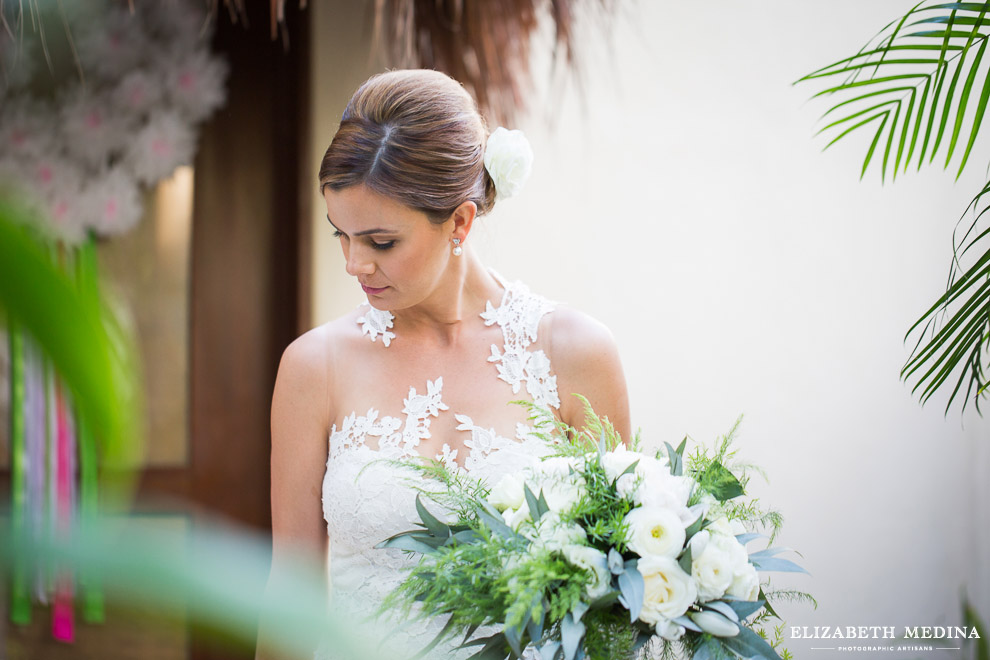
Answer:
[{"left": 323, "top": 184, "right": 453, "bottom": 309}]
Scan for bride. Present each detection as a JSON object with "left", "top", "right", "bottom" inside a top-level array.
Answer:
[{"left": 256, "top": 69, "right": 630, "bottom": 660}]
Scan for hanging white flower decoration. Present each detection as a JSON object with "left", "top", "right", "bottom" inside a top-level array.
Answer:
[
  {"left": 0, "top": 98, "right": 57, "bottom": 159},
  {"left": 60, "top": 89, "right": 132, "bottom": 168},
  {"left": 80, "top": 168, "right": 143, "bottom": 238},
  {"left": 74, "top": 8, "right": 147, "bottom": 82},
  {"left": 21, "top": 154, "right": 89, "bottom": 245},
  {"left": 112, "top": 70, "right": 166, "bottom": 117},
  {"left": 0, "top": 0, "right": 227, "bottom": 244},
  {"left": 164, "top": 48, "right": 230, "bottom": 123},
  {"left": 124, "top": 111, "right": 197, "bottom": 185}
]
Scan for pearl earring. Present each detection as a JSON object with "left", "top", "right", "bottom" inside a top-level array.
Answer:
[{"left": 452, "top": 238, "right": 463, "bottom": 256}]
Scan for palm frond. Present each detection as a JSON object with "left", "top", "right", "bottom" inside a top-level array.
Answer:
[
  {"left": 902, "top": 179, "right": 990, "bottom": 415},
  {"left": 797, "top": 1, "right": 990, "bottom": 181}
]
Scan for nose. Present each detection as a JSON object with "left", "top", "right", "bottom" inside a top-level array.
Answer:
[{"left": 344, "top": 244, "right": 375, "bottom": 277}]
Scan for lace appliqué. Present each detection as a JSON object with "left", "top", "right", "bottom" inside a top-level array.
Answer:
[
  {"left": 357, "top": 304, "right": 395, "bottom": 346},
  {"left": 482, "top": 281, "right": 560, "bottom": 409},
  {"left": 328, "top": 378, "right": 447, "bottom": 461}
]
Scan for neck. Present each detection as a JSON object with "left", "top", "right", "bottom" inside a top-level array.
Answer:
[{"left": 391, "top": 251, "right": 503, "bottom": 345}]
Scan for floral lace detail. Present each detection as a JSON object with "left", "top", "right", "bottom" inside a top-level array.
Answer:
[
  {"left": 481, "top": 281, "right": 560, "bottom": 409},
  {"left": 356, "top": 304, "right": 395, "bottom": 346},
  {"left": 321, "top": 277, "right": 557, "bottom": 659}
]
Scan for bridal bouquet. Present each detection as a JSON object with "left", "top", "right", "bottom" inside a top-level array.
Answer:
[{"left": 378, "top": 400, "right": 812, "bottom": 660}]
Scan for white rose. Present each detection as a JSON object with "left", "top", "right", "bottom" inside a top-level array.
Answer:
[
  {"left": 562, "top": 545, "right": 611, "bottom": 599},
  {"left": 623, "top": 506, "right": 686, "bottom": 559},
  {"left": 542, "top": 477, "right": 585, "bottom": 515},
  {"left": 488, "top": 472, "right": 527, "bottom": 512},
  {"left": 637, "top": 555, "right": 697, "bottom": 625},
  {"left": 691, "top": 529, "right": 749, "bottom": 602},
  {"left": 727, "top": 562, "right": 760, "bottom": 601},
  {"left": 483, "top": 127, "right": 533, "bottom": 201}
]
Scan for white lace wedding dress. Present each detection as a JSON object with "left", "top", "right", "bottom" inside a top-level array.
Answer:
[{"left": 318, "top": 274, "right": 559, "bottom": 660}]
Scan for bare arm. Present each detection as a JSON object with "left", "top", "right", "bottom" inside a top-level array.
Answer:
[
  {"left": 256, "top": 328, "right": 331, "bottom": 660},
  {"left": 547, "top": 306, "right": 632, "bottom": 444}
]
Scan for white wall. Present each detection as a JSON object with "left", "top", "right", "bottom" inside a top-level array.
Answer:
[{"left": 311, "top": 2, "right": 989, "bottom": 656}]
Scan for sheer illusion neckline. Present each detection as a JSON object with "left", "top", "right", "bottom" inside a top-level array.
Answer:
[
  {"left": 328, "top": 273, "right": 560, "bottom": 472},
  {"left": 355, "top": 268, "right": 512, "bottom": 349}
]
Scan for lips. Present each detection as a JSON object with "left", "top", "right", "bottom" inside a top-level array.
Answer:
[{"left": 361, "top": 283, "right": 388, "bottom": 295}]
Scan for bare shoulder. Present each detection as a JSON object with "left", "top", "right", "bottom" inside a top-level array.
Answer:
[{"left": 546, "top": 304, "right": 631, "bottom": 441}]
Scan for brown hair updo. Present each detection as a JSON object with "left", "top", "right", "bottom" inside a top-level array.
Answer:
[{"left": 319, "top": 69, "right": 497, "bottom": 223}]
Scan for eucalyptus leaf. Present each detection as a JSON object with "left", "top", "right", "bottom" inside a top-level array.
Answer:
[
  {"left": 703, "top": 600, "right": 741, "bottom": 623},
  {"left": 608, "top": 548, "right": 625, "bottom": 575},
  {"left": 524, "top": 484, "right": 545, "bottom": 523},
  {"left": 376, "top": 534, "right": 440, "bottom": 555},
  {"left": 721, "top": 596, "right": 766, "bottom": 621},
  {"left": 664, "top": 441, "right": 683, "bottom": 476},
  {"left": 617, "top": 565, "right": 645, "bottom": 622},
  {"left": 721, "top": 625, "right": 784, "bottom": 660},
  {"left": 504, "top": 621, "right": 524, "bottom": 657},
  {"left": 749, "top": 556, "right": 810, "bottom": 574},
  {"left": 571, "top": 601, "right": 589, "bottom": 623},
  {"left": 748, "top": 547, "right": 792, "bottom": 559},
  {"left": 735, "top": 532, "right": 767, "bottom": 546},
  {"left": 678, "top": 543, "right": 693, "bottom": 575},
  {"left": 415, "top": 495, "right": 451, "bottom": 539},
  {"left": 671, "top": 615, "right": 703, "bottom": 633},
  {"left": 561, "top": 612, "right": 586, "bottom": 660},
  {"left": 538, "top": 640, "right": 561, "bottom": 660}
]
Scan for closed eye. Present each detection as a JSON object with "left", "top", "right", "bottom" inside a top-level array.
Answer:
[{"left": 371, "top": 240, "right": 396, "bottom": 251}]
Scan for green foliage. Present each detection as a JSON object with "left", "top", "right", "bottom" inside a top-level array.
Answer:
[
  {"left": 0, "top": 201, "right": 142, "bottom": 499},
  {"left": 799, "top": 1, "right": 990, "bottom": 415},
  {"left": 581, "top": 609, "right": 638, "bottom": 660},
  {"left": 902, "top": 181, "right": 990, "bottom": 415},
  {"left": 797, "top": 2, "right": 990, "bottom": 181},
  {"left": 564, "top": 456, "right": 633, "bottom": 550},
  {"left": 516, "top": 394, "right": 631, "bottom": 457}
]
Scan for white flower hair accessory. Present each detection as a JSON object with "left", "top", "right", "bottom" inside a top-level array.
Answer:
[{"left": 483, "top": 126, "right": 534, "bottom": 201}]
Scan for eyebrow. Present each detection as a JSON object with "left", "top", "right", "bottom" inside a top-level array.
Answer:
[{"left": 326, "top": 215, "right": 399, "bottom": 236}]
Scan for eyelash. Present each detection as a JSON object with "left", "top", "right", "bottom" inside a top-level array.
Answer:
[{"left": 332, "top": 230, "right": 396, "bottom": 251}]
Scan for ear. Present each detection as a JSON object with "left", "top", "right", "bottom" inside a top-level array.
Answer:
[{"left": 449, "top": 200, "right": 477, "bottom": 243}]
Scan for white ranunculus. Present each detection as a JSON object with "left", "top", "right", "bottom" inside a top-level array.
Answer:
[
  {"left": 638, "top": 473, "right": 693, "bottom": 509},
  {"left": 542, "top": 478, "right": 585, "bottom": 515},
  {"left": 623, "top": 506, "right": 686, "bottom": 559},
  {"left": 601, "top": 447, "right": 648, "bottom": 482},
  {"left": 535, "top": 455, "right": 581, "bottom": 479},
  {"left": 489, "top": 472, "right": 527, "bottom": 512},
  {"left": 637, "top": 555, "right": 697, "bottom": 625},
  {"left": 483, "top": 127, "right": 533, "bottom": 201},
  {"left": 562, "top": 545, "right": 611, "bottom": 599},
  {"left": 691, "top": 527, "right": 749, "bottom": 602},
  {"left": 533, "top": 514, "right": 586, "bottom": 551},
  {"left": 727, "top": 562, "right": 760, "bottom": 601},
  {"left": 690, "top": 610, "right": 740, "bottom": 637},
  {"left": 615, "top": 473, "right": 642, "bottom": 501}
]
